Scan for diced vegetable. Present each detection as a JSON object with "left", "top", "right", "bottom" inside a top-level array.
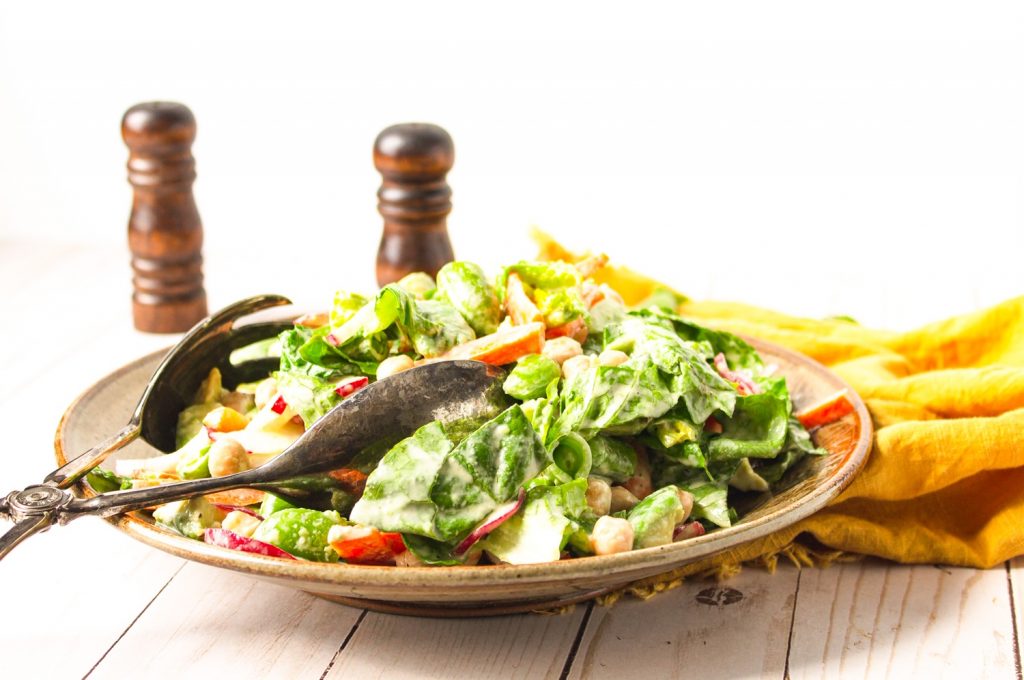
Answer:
[
  {"left": 504, "top": 273, "right": 544, "bottom": 325},
  {"left": 204, "top": 528, "right": 297, "bottom": 560},
  {"left": 252, "top": 508, "right": 342, "bottom": 562},
  {"left": 795, "top": 389, "right": 855, "bottom": 429},
  {"left": 437, "top": 322, "right": 545, "bottom": 366},
  {"left": 328, "top": 525, "right": 407, "bottom": 565}
]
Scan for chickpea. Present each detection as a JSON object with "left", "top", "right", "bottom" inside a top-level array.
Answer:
[
  {"left": 590, "top": 515, "right": 635, "bottom": 556},
  {"left": 207, "top": 439, "right": 250, "bottom": 478},
  {"left": 621, "top": 447, "right": 653, "bottom": 500},
  {"left": 676, "top": 489, "right": 695, "bottom": 523},
  {"left": 598, "top": 349, "right": 629, "bottom": 367},
  {"left": 542, "top": 336, "right": 583, "bottom": 366},
  {"left": 254, "top": 378, "right": 278, "bottom": 410},
  {"left": 609, "top": 485, "right": 640, "bottom": 513},
  {"left": 562, "top": 354, "right": 596, "bottom": 382},
  {"left": 222, "top": 510, "right": 261, "bottom": 538},
  {"left": 377, "top": 355, "right": 415, "bottom": 380},
  {"left": 585, "top": 478, "right": 612, "bottom": 516}
]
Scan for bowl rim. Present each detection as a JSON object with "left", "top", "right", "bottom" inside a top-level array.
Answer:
[{"left": 54, "top": 338, "right": 872, "bottom": 590}]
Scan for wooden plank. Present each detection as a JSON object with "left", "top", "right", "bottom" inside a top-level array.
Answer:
[
  {"left": 788, "top": 559, "right": 1017, "bottom": 679},
  {"left": 1, "top": 517, "right": 184, "bottom": 680},
  {"left": 1010, "top": 557, "right": 1023, "bottom": 678},
  {"left": 87, "top": 562, "right": 362, "bottom": 680},
  {"left": 326, "top": 605, "right": 587, "bottom": 679},
  {"left": 565, "top": 564, "right": 800, "bottom": 679}
]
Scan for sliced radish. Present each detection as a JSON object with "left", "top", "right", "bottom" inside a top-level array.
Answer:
[
  {"left": 203, "top": 528, "right": 296, "bottom": 560},
  {"left": 673, "top": 521, "right": 706, "bottom": 541},
  {"left": 325, "top": 333, "right": 340, "bottom": 346},
  {"left": 334, "top": 375, "right": 369, "bottom": 398},
  {"left": 453, "top": 488, "right": 526, "bottom": 556},
  {"left": 713, "top": 353, "right": 761, "bottom": 396},
  {"left": 270, "top": 395, "right": 288, "bottom": 414},
  {"left": 211, "top": 504, "right": 264, "bottom": 520}
]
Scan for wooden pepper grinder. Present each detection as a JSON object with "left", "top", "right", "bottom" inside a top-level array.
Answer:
[
  {"left": 122, "top": 101, "right": 208, "bottom": 333},
  {"left": 374, "top": 123, "right": 456, "bottom": 286}
]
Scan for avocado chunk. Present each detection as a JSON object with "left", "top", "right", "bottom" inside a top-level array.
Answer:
[
  {"left": 259, "top": 492, "right": 297, "bottom": 518},
  {"left": 627, "top": 485, "right": 685, "bottom": 549},
  {"left": 153, "top": 497, "right": 226, "bottom": 540},
  {"left": 252, "top": 508, "right": 342, "bottom": 562}
]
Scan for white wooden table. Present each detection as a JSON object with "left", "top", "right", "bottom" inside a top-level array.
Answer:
[{"left": 1, "top": 240, "right": 1020, "bottom": 680}]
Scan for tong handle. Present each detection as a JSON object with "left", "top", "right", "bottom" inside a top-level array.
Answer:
[
  {"left": 44, "top": 425, "right": 140, "bottom": 489},
  {"left": 67, "top": 467, "right": 265, "bottom": 518},
  {"left": 0, "top": 515, "right": 55, "bottom": 561}
]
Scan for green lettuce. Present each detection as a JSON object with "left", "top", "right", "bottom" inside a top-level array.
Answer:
[
  {"left": 436, "top": 261, "right": 501, "bottom": 335},
  {"left": 503, "top": 354, "right": 561, "bottom": 401},
  {"left": 706, "top": 379, "right": 790, "bottom": 461},
  {"left": 628, "top": 485, "right": 685, "bottom": 548},
  {"left": 349, "top": 406, "right": 549, "bottom": 545},
  {"left": 479, "top": 478, "right": 588, "bottom": 564}
]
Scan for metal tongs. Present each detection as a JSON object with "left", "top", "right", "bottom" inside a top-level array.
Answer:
[{"left": 0, "top": 295, "right": 507, "bottom": 560}]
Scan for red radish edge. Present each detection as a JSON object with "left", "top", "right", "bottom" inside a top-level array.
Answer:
[
  {"left": 203, "top": 528, "right": 296, "bottom": 560},
  {"left": 325, "top": 333, "right": 340, "bottom": 346},
  {"left": 270, "top": 395, "right": 287, "bottom": 414},
  {"left": 713, "top": 353, "right": 761, "bottom": 396},
  {"left": 673, "top": 521, "right": 706, "bottom": 541},
  {"left": 212, "top": 504, "right": 264, "bottom": 521},
  {"left": 453, "top": 488, "right": 526, "bottom": 556},
  {"left": 334, "top": 376, "right": 369, "bottom": 397}
]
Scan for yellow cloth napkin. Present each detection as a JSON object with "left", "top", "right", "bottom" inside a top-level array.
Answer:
[{"left": 535, "top": 231, "right": 1024, "bottom": 571}]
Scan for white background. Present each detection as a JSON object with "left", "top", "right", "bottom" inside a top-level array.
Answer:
[{"left": 1, "top": 1, "right": 1021, "bottom": 328}]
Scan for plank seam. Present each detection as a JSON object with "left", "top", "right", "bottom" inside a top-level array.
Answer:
[
  {"left": 1006, "top": 561, "right": 1022, "bottom": 680},
  {"left": 559, "top": 601, "right": 594, "bottom": 680},
  {"left": 783, "top": 568, "right": 802, "bottom": 680},
  {"left": 318, "top": 609, "right": 368, "bottom": 680},
  {"left": 81, "top": 561, "right": 186, "bottom": 679}
]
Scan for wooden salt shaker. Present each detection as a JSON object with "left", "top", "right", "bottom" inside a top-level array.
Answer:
[
  {"left": 122, "top": 102, "right": 208, "bottom": 333},
  {"left": 374, "top": 123, "right": 456, "bottom": 286}
]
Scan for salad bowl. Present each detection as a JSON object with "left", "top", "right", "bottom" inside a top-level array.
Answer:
[{"left": 55, "top": 337, "right": 871, "bottom": 617}]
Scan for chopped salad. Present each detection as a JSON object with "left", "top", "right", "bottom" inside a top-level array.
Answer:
[{"left": 93, "top": 256, "right": 851, "bottom": 566}]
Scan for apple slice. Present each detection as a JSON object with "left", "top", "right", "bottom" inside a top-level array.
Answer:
[
  {"left": 453, "top": 488, "right": 526, "bottom": 556},
  {"left": 203, "top": 528, "right": 296, "bottom": 560}
]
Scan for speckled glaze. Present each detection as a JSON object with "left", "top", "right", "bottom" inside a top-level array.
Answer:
[{"left": 55, "top": 339, "right": 872, "bottom": 617}]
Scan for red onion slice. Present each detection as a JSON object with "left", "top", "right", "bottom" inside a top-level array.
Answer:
[
  {"left": 453, "top": 488, "right": 526, "bottom": 556},
  {"left": 673, "top": 521, "right": 706, "bottom": 541},
  {"left": 713, "top": 353, "right": 761, "bottom": 396},
  {"left": 203, "top": 528, "right": 296, "bottom": 560}
]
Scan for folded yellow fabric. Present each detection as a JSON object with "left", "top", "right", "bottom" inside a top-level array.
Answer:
[{"left": 535, "top": 230, "right": 1024, "bottom": 570}]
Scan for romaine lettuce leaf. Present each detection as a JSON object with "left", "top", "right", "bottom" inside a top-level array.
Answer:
[
  {"left": 273, "top": 370, "right": 343, "bottom": 427},
  {"left": 604, "top": 317, "right": 737, "bottom": 423},
  {"left": 328, "top": 285, "right": 474, "bottom": 360},
  {"left": 350, "top": 406, "right": 549, "bottom": 545},
  {"left": 479, "top": 478, "right": 588, "bottom": 565},
  {"left": 586, "top": 435, "right": 637, "bottom": 482},
  {"left": 329, "top": 290, "right": 370, "bottom": 328},
  {"left": 631, "top": 308, "right": 762, "bottom": 371},
  {"left": 552, "top": 362, "right": 677, "bottom": 440},
  {"left": 706, "top": 386, "right": 790, "bottom": 461},
  {"left": 498, "top": 260, "right": 581, "bottom": 295}
]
